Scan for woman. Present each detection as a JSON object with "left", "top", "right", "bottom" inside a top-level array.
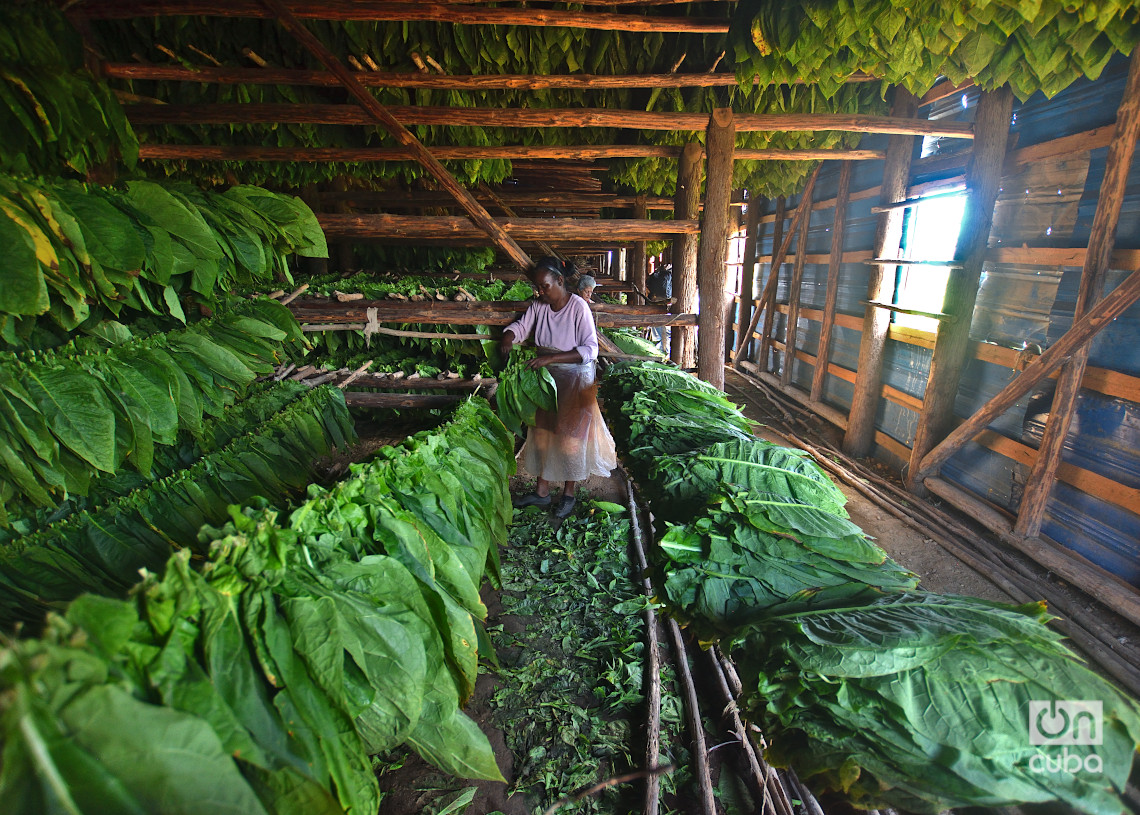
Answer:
[
  {"left": 499, "top": 257, "right": 617, "bottom": 519},
  {"left": 576, "top": 275, "right": 597, "bottom": 303}
]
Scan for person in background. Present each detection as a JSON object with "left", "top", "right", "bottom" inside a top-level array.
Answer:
[
  {"left": 646, "top": 263, "right": 673, "bottom": 353},
  {"left": 576, "top": 275, "right": 597, "bottom": 303},
  {"left": 499, "top": 257, "right": 617, "bottom": 519}
]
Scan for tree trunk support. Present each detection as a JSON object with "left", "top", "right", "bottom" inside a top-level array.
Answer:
[
  {"left": 1012, "top": 53, "right": 1140, "bottom": 538},
  {"left": 905, "top": 86, "right": 1014, "bottom": 487},
  {"left": 631, "top": 195, "right": 648, "bottom": 304},
  {"left": 672, "top": 141, "right": 703, "bottom": 368},
  {"left": 843, "top": 88, "right": 920, "bottom": 458},
  {"left": 810, "top": 161, "right": 853, "bottom": 403},
  {"left": 696, "top": 108, "right": 736, "bottom": 390},
  {"left": 258, "top": 0, "right": 532, "bottom": 269}
]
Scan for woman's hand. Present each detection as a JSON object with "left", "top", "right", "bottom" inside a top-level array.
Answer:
[
  {"left": 524, "top": 355, "right": 551, "bottom": 370},
  {"left": 498, "top": 330, "right": 515, "bottom": 358}
]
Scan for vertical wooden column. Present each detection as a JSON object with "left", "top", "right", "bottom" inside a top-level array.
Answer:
[
  {"left": 810, "top": 161, "right": 853, "bottom": 402},
  {"left": 760, "top": 169, "right": 819, "bottom": 369},
  {"left": 1012, "top": 54, "right": 1140, "bottom": 537},
  {"left": 843, "top": 88, "right": 920, "bottom": 457},
  {"left": 905, "top": 86, "right": 1014, "bottom": 488},
  {"left": 630, "top": 195, "right": 648, "bottom": 304},
  {"left": 734, "top": 192, "right": 764, "bottom": 357},
  {"left": 672, "top": 141, "right": 703, "bottom": 367},
  {"left": 754, "top": 196, "right": 785, "bottom": 363},
  {"left": 781, "top": 195, "right": 813, "bottom": 386},
  {"left": 696, "top": 108, "right": 736, "bottom": 389},
  {"left": 330, "top": 177, "right": 356, "bottom": 274}
]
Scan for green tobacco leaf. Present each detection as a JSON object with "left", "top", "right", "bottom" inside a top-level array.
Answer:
[
  {"left": 24, "top": 365, "right": 117, "bottom": 473},
  {"left": 0, "top": 211, "right": 48, "bottom": 315}
]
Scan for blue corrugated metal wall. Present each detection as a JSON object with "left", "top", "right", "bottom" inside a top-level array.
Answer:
[{"left": 749, "top": 54, "right": 1140, "bottom": 587}]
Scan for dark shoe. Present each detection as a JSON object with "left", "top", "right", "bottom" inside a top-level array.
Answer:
[
  {"left": 513, "top": 491, "right": 551, "bottom": 509},
  {"left": 552, "top": 494, "right": 576, "bottom": 519}
]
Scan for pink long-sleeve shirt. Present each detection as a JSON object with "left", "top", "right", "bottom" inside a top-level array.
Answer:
[{"left": 504, "top": 294, "right": 598, "bottom": 363}]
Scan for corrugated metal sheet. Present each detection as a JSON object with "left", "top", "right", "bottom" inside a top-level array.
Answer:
[{"left": 772, "top": 54, "right": 1140, "bottom": 588}]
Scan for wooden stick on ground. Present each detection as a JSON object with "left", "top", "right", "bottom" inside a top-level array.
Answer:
[
  {"left": 625, "top": 474, "right": 663, "bottom": 815},
  {"left": 540, "top": 765, "right": 676, "bottom": 815},
  {"left": 666, "top": 617, "right": 716, "bottom": 815}
]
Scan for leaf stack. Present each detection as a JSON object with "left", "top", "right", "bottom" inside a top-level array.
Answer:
[{"left": 494, "top": 349, "right": 559, "bottom": 438}]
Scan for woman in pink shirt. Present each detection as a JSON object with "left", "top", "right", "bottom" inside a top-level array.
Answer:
[{"left": 499, "top": 258, "right": 617, "bottom": 518}]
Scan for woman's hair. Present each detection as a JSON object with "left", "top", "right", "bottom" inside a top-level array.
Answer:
[
  {"left": 530, "top": 255, "right": 576, "bottom": 283},
  {"left": 576, "top": 275, "right": 597, "bottom": 292}
]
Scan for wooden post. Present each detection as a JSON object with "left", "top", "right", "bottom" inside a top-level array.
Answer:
[
  {"left": 734, "top": 193, "right": 764, "bottom": 357},
  {"left": 916, "top": 263, "right": 1140, "bottom": 481},
  {"left": 258, "top": 0, "right": 532, "bottom": 270},
  {"left": 905, "top": 86, "right": 1014, "bottom": 487},
  {"left": 1012, "top": 54, "right": 1140, "bottom": 538},
  {"left": 696, "top": 108, "right": 736, "bottom": 389},
  {"left": 754, "top": 196, "right": 785, "bottom": 364},
  {"left": 630, "top": 195, "right": 648, "bottom": 303},
  {"left": 757, "top": 169, "right": 820, "bottom": 369},
  {"left": 672, "top": 141, "right": 703, "bottom": 368},
  {"left": 810, "top": 161, "right": 853, "bottom": 402},
  {"left": 843, "top": 88, "right": 920, "bottom": 458},
  {"left": 331, "top": 177, "right": 355, "bottom": 274},
  {"left": 781, "top": 194, "right": 813, "bottom": 386}
]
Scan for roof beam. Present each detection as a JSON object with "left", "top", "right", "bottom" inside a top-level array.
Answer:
[
  {"left": 126, "top": 103, "right": 973, "bottom": 138},
  {"left": 72, "top": 0, "right": 730, "bottom": 32},
  {"left": 137, "top": 143, "right": 889, "bottom": 162},
  {"left": 317, "top": 213, "right": 700, "bottom": 241},
  {"left": 102, "top": 62, "right": 877, "bottom": 90},
  {"left": 256, "top": 0, "right": 531, "bottom": 269}
]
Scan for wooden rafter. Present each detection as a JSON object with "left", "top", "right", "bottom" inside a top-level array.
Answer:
[
  {"left": 316, "top": 213, "right": 700, "bottom": 241},
  {"left": 71, "top": 0, "right": 731, "bottom": 33},
  {"left": 256, "top": 0, "right": 531, "bottom": 269},
  {"left": 123, "top": 103, "right": 977, "bottom": 138},
  {"left": 102, "top": 62, "right": 877, "bottom": 90},
  {"left": 136, "top": 144, "right": 890, "bottom": 162}
]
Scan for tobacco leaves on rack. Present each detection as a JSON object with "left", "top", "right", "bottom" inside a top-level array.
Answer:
[{"left": 494, "top": 348, "right": 559, "bottom": 438}]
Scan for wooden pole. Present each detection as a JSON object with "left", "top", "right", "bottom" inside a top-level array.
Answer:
[
  {"left": 137, "top": 142, "right": 889, "bottom": 163},
  {"left": 915, "top": 264, "right": 1140, "bottom": 482},
  {"left": 781, "top": 194, "right": 813, "bottom": 387},
  {"left": 1012, "top": 53, "right": 1140, "bottom": 538},
  {"left": 809, "top": 161, "right": 853, "bottom": 402},
  {"left": 672, "top": 142, "right": 703, "bottom": 368},
  {"left": 77, "top": 0, "right": 732, "bottom": 32},
  {"left": 696, "top": 109, "right": 736, "bottom": 390},
  {"left": 257, "top": 0, "right": 532, "bottom": 269},
  {"left": 732, "top": 196, "right": 783, "bottom": 367},
  {"left": 904, "top": 86, "right": 1014, "bottom": 486},
  {"left": 316, "top": 213, "right": 699, "bottom": 240},
  {"left": 103, "top": 62, "right": 878, "bottom": 91},
  {"left": 734, "top": 193, "right": 764, "bottom": 357},
  {"left": 757, "top": 170, "right": 821, "bottom": 368},
  {"left": 631, "top": 195, "right": 648, "bottom": 304},
  {"left": 330, "top": 177, "right": 355, "bottom": 274},
  {"left": 124, "top": 103, "right": 977, "bottom": 139},
  {"left": 843, "top": 88, "right": 919, "bottom": 457}
]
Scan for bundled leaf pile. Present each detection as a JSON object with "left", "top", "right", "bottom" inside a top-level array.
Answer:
[
  {"left": 494, "top": 349, "right": 559, "bottom": 438},
  {"left": 0, "top": 298, "right": 303, "bottom": 524},
  {"left": 0, "top": 397, "right": 512, "bottom": 815},
  {"left": 0, "top": 4, "right": 137, "bottom": 177},
  {"left": 729, "top": 0, "right": 1140, "bottom": 100},
  {"left": 733, "top": 594, "right": 1140, "bottom": 815},
  {"left": 0, "top": 176, "right": 326, "bottom": 346},
  {"left": 658, "top": 491, "right": 917, "bottom": 638},
  {"left": 0, "top": 384, "right": 355, "bottom": 630}
]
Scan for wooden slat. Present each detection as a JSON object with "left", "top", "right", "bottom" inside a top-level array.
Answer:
[
  {"left": 124, "top": 103, "right": 976, "bottom": 138},
  {"left": 74, "top": 0, "right": 731, "bottom": 32},
  {"left": 781, "top": 193, "right": 812, "bottom": 386},
  {"left": 316, "top": 213, "right": 699, "bottom": 240},
  {"left": 811, "top": 161, "right": 852, "bottom": 402}
]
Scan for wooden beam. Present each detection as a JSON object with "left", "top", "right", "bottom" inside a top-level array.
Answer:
[
  {"left": 344, "top": 392, "right": 465, "bottom": 408},
  {"left": 696, "top": 108, "right": 735, "bottom": 390},
  {"left": 781, "top": 191, "right": 812, "bottom": 387},
  {"left": 734, "top": 193, "right": 764, "bottom": 357},
  {"left": 810, "top": 161, "right": 852, "bottom": 402},
  {"left": 734, "top": 195, "right": 783, "bottom": 366},
  {"left": 918, "top": 78, "right": 974, "bottom": 107},
  {"left": 102, "top": 62, "right": 878, "bottom": 90},
  {"left": 74, "top": 0, "right": 732, "bottom": 32},
  {"left": 915, "top": 263, "right": 1140, "bottom": 482},
  {"left": 1013, "top": 52, "right": 1140, "bottom": 539},
  {"left": 257, "top": 0, "right": 532, "bottom": 269},
  {"left": 316, "top": 213, "right": 699, "bottom": 241},
  {"left": 318, "top": 190, "right": 675, "bottom": 209},
  {"left": 124, "top": 103, "right": 976, "bottom": 138},
  {"left": 906, "top": 86, "right": 1014, "bottom": 488},
  {"left": 843, "top": 88, "right": 919, "bottom": 458},
  {"left": 672, "top": 141, "right": 702, "bottom": 368}
]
